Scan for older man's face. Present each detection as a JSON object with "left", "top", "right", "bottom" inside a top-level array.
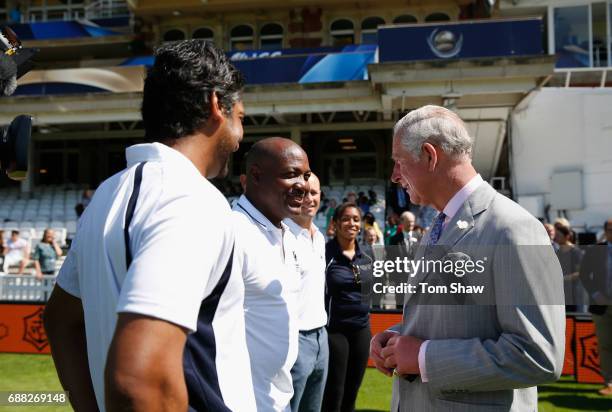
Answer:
[
  {"left": 402, "top": 214, "right": 415, "bottom": 231},
  {"left": 391, "top": 136, "right": 431, "bottom": 206}
]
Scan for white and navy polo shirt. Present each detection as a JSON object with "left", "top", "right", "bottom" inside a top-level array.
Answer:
[
  {"left": 57, "top": 142, "right": 255, "bottom": 412},
  {"left": 233, "top": 195, "right": 301, "bottom": 412}
]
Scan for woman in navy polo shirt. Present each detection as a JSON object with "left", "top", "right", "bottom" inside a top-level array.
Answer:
[{"left": 322, "top": 202, "right": 373, "bottom": 412}]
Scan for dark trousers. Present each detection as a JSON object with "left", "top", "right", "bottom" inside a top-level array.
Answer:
[{"left": 322, "top": 325, "right": 371, "bottom": 412}]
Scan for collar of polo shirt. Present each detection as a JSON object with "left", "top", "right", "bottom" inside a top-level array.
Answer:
[
  {"left": 237, "top": 195, "right": 287, "bottom": 233},
  {"left": 126, "top": 142, "right": 203, "bottom": 179},
  {"left": 284, "top": 218, "right": 313, "bottom": 238}
]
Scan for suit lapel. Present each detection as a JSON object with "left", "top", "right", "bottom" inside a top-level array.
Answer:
[{"left": 403, "top": 183, "right": 495, "bottom": 306}]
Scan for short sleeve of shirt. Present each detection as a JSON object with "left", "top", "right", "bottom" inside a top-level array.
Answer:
[
  {"left": 116, "top": 195, "right": 229, "bottom": 333},
  {"left": 32, "top": 244, "right": 41, "bottom": 261},
  {"left": 56, "top": 238, "right": 81, "bottom": 298}
]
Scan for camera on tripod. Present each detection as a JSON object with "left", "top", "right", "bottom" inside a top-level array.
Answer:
[{"left": 0, "top": 26, "right": 37, "bottom": 181}]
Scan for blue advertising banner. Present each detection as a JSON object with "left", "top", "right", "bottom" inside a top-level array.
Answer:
[
  {"left": 121, "top": 44, "right": 377, "bottom": 85},
  {"left": 8, "top": 19, "right": 127, "bottom": 41},
  {"left": 378, "top": 18, "right": 543, "bottom": 63}
]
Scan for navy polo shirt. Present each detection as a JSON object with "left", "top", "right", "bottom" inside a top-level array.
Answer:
[{"left": 325, "top": 238, "right": 373, "bottom": 332}]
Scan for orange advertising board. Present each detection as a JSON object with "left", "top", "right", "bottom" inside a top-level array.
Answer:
[
  {"left": 0, "top": 305, "right": 604, "bottom": 385},
  {"left": 368, "top": 312, "right": 403, "bottom": 367},
  {"left": 574, "top": 318, "right": 605, "bottom": 384},
  {"left": 562, "top": 317, "right": 576, "bottom": 376},
  {"left": 0, "top": 304, "right": 50, "bottom": 354}
]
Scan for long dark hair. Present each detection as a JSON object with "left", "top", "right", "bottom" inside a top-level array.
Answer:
[{"left": 41, "top": 229, "right": 53, "bottom": 244}]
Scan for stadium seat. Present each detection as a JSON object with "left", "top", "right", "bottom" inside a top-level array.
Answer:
[
  {"left": 51, "top": 227, "right": 68, "bottom": 247},
  {"left": 19, "top": 221, "right": 34, "bottom": 230},
  {"left": 66, "top": 220, "right": 78, "bottom": 238}
]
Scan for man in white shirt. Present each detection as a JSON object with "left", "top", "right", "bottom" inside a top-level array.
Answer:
[
  {"left": 2, "top": 230, "right": 30, "bottom": 274},
  {"left": 233, "top": 137, "right": 311, "bottom": 412},
  {"left": 285, "top": 174, "right": 328, "bottom": 412},
  {"left": 44, "top": 40, "right": 255, "bottom": 412}
]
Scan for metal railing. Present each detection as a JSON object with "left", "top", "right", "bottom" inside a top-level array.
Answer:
[
  {"left": 0, "top": 274, "right": 56, "bottom": 302},
  {"left": 85, "top": 0, "right": 130, "bottom": 19},
  {"left": 552, "top": 67, "right": 612, "bottom": 88},
  {"left": 24, "top": 0, "right": 129, "bottom": 22}
]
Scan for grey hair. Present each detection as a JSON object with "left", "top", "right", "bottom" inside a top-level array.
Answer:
[
  {"left": 400, "top": 211, "right": 415, "bottom": 221},
  {"left": 393, "top": 105, "right": 473, "bottom": 160}
]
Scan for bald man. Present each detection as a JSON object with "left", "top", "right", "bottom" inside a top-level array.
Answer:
[
  {"left": 389, "top": 211, "right": 422, "bottom": 308},
  {"left": 232, "top": 137, "right": 312, "bottom": 411},
  {"left": 284, "top": 174, "right": 329, "bottom": 412}
]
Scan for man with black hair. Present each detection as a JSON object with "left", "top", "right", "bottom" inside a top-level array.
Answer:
[
  {"left": 233, "top": 137, "right": 311, "bottom": 411},
  {"left": 44, "top": 40, "right": 255, "bottom": 412}
]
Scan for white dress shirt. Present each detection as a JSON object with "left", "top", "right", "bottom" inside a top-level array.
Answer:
[
  {"left": 419, "top": 173, "right": 484, "bottom": 382},
  {"left": 284, "top": 218, "right": 327, "bottom": 331},
  {"left": 233, "top": 195, "right": 301, "bottom": 412}
]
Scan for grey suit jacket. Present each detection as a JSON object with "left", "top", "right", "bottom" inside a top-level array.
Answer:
[{"left": 390, "top": 182, "right": 565, "bottom": 412}]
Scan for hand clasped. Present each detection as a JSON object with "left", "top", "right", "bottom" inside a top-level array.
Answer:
[{"left": 379, "top": 335, "right": 424, "bottom": 376}]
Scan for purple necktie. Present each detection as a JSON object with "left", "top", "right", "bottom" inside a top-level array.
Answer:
[{"left": 429, "top": 212, "right": 446, "bottom": 245}]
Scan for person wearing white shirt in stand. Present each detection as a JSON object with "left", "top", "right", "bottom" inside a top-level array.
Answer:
[
  {"left": 233, "top": 137, "right": 312, "bottom": 412},
  {"left": 285, "top": 173, "right": 329, "bottom": 412},
  {"left": 3, "top": 230, "right": 30, "bottom": 274}
]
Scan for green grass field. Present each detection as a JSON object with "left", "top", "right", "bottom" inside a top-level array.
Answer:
[{"left": 0, "top": 354, "right": 608, "bottom": 411}]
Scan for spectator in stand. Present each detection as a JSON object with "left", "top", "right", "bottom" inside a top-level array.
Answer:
[
  {"left": 413, "top": 224, "right": 424, "bottom": 237},
  {"left": 368, "top": 190, "right": 378, "bottom": 206},
  {"left": 579, "top": 218, "right": 612, "bottom": 396},
  {"left": 388, "top": 211, "right": 422, "bottom": 308},
  {"left": 357, "top": 194, "right": 370, "bottom": 215},
  {"left": 81, "top": 189, "right": 94, "bottom": 208},
  {"left": 555, "top": 217, "right": 576, "bottom": 244},
  {"left": 415, "top": 204, "right": 437, "bottom": 230},
  {"left": 0, "top": 230, "right": 7, "bottom": 272},
  {"left": 363, "top": 226, "right": 379, "bottom": 246},
  {"left": 384, "top": 213, "right": 399, "bottom": 246},
  {"left": 345, "top": 192, "right": 357, "bottom": 204},
  {"left": 323, "top": 202, "right": 373, "bottom": 412},
  {"left": 363, "top": 212, "right": 383, "bottom": 245},
  {"left": 544, "top": 223, "right": 559, "bottom": 251},
  {"left": 390, "top": 211, "right": 421, "bottom": 252},
  {"left": 387, "top": 182, "right": 409, "bottom": 214},
  {"left": 325, "top": 199, "right": 338, "bottom": 238},
  {"left": 74, "top": 189, "right": 94, "bottom": 218},
  {"left": 554, "top": 223, "right": 587, "bottom": 312},
  {"left": 362, "top": 227, "right": 385, "bottom": 309},
  {"left": 2, "top": 230, "right": 30, "bottom": 274},
  {"left": 74, "top": 203, "right": 85, "bottom": 218},
  {"left": 317, "top": 198, "right": 329, "bottom": 217},
  {"left": 362, "top": 227, "right": 384, "bottom": 260},
  {"left": 32, "top": 229, "right": 63, "bottom": 280}
]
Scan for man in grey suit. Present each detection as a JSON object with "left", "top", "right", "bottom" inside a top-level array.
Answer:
[{"left": 370, "top": 105, "right": 565, "bottom": 411}]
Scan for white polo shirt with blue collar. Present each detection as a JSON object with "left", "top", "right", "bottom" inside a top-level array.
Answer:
[
  {"left": 57, "top": 142, "right": 255, "bottom": 412},
  {"left": 233, "top": 195, "right": 301, "bottom": 412}
]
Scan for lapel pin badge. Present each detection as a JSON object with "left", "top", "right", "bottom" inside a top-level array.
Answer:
[{"left": 456, "top": 220, "right": 469, "bottom": 230}]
